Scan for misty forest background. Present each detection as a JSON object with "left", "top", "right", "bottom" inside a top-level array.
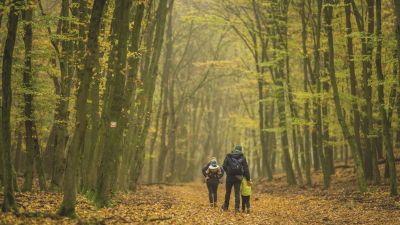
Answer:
[{"left": 0, "top": 0, "right": 400, "bottom": 221}]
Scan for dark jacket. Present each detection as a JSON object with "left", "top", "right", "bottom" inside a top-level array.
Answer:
[
  {"left": 202, "top": 163, "right": 224, "bottom": 183},
  {"left": 222, "top": 152, "right": 250, "bottom": 182}
]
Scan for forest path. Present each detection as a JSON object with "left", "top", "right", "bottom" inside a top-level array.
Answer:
[
  {"left": 1, "top": 182, "right": 399, "bottom": 224},
  {"left": 134, "top": 183, "right": 398, "bottom": 224}
]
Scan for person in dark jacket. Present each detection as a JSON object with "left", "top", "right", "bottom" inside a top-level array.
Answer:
[
  {"left": 221, "top": 144, "right": 250, "bottom": 212},
  {"left": 202, "top": 157, "right": 224, "bottom": 207}
]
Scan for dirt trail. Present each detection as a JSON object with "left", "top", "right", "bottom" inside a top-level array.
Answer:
[
  {"left": 161, "top": 183, "right": 399, "bottom": 224},
  {"left": 1, "top": 182, "right": 399, "bottom": 224}
]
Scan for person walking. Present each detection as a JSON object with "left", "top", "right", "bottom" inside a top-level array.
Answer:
[
  {"left": 202, "top": 157, "right": 224, "bottom": 207},
  {"left": 221, "top": 144, "right": 250, "bottom": 212}
]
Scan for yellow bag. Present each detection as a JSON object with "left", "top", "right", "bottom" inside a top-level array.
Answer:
[{"left": 240, "top": 177, "right": 252, "bottom": 196}]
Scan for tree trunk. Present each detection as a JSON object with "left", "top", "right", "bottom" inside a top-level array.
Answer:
[
  {"left": 21, "top": 0, "right": 47, "bottom": 192},
  {"left": 147, "top": 94, "right": 163, "bottom": 183},
  {"left": 57, "top": 0, "right": 108, "bottom": 217},
  {"left": 322, "top": 52, "right": 334, "bottom": 175},
  {"left": 50, "top": 0, "right": 74, "bottom": 191},
  {"left": 1, "top": 0, "right": 23, "bottom": 213},
  {"left": 310, "top": 0, "right": 324, "bottom": 173},
  {"left": 0, "top": 0, "right": 5, "bottom": 29},
  {"left": 394, "top": 0, "right": 400, "bottom": 149},
  {"left": 315, "top": 51, "right": 330, "bottom": 188},
  {"left": 95, "top": 0, "right": 132, "bottom": 207},
  {"left": 131, "top": 0, "right": 171, "bottom": 189},
  {"left": 165, "top": 9, "right": 177, "bottom": 183},
  {"left": 344, "top": 0, "right": 363, "bottom": 165},
  {"left": 324, "top": 0, "right": 366, "bottom": 192},
  {"left": 44, "top": 125, "right": 56, "bottom": 175},
  {"left": 364, "top": 0, "right": 380, "bottom": 183},
  {"left": 11, "top": 127, "right": 20, "bottom": 192},
  {"left": 350, "top": 0, "right": 379, "bottom": 182},
  {"left": 300, "top": 0, "right": 312, "bottom": 186},
  {"left": 287, "top": 70, "right": 303, "bottom": 184},
  {"left": 250, "top": 0, "right": 273, "bottom": 180},
  {"left": 82, "top": 62, "right": 101, "bottom": 191},
  {"left": 167, "top": 78, "right": 177, "bottom": 183},
  {"left": 271, "top": 0, "right": 296, "bottom": 185},
  {"left": 375, "top": 0, "right": 397, "bottom": 195},
  {"left": 156, "top": 0, "right": 174, "bottom": 182},
  {"left": 14, "top": 128, "right": 22, "bottom": 175},
  {"left": 114, "top": 1, "right": 146, "bottom": 191}
]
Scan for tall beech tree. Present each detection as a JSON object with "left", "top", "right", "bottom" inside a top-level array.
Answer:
[
  {"left": 50, "top": 0, "right": 75, "bottom": 191},
  {"left": 21, "top": 0, "right": 47, "bottom": 192},
  {"left": 1, "top": 0, "right": 24, "bottom": 213},
  {"left": 324, "top": 0, "right": 366, "bottom": 192},
  {"left": 299, "top": 0, "right": 312, "bottom": 186},
  {"left": 57, "top": 0, "right": 108, "bottom": 217},
  {"left": 375, "top": 0, "right": 397, "bottom": 195},
  {"left": 95, "top": 0, "right": 132, "bottom": 207}
]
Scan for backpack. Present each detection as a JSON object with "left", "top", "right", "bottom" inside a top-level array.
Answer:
[
  {"left": 206, "top": 166, "right": 221, "bottom": 179},
  {"left": 227, "top": 156, "right": 244, "bottom": 175}
]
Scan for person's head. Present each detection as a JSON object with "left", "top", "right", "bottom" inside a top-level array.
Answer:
[
  {"left": 208, "top": 157, "right": 219, "bottom": 172},
  {"left": 210, "top": 157, "right": 217, "bottom": 164},
  {"left": 232, "top": 144, "right": 243, "bottom": 154}
]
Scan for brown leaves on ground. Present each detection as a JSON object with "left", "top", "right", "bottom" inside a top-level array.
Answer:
[{"left": 1, "top": 167, "right": 400, "bottom": 224}]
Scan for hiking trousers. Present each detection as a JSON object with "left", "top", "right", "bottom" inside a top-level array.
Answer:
[
  {"left": 223, "top": 180, "right": 241, "bottom": 209},
  {"left": 207, "top": 181, "right": 219, "bottom": 204},
  {"left": 241, "top": 195, "right": 250, "bottom": 211}
]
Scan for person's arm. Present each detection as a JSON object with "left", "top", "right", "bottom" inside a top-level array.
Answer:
[
  {"left": 218, "top": 167, "right": 225, "bottom": 179},
  {"left": 222, "top": 156, "right": 228, "bottom": 172},
  {"left": 202, "top": 163, "right": 209, "bottom": 177},
  {"left": 242, "top": 157, "right": 251, "bottom": 181}
]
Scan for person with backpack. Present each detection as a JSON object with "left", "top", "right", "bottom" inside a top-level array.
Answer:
[
  {"left": 221, "top": 144, "right": 250, "bottom": 212},
  {"left": 202, "top": 157, "right": 224, "bottom": 207}
]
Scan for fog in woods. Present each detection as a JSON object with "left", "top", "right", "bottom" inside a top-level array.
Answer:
[{"left": 0, "top": 0, "right": 400, "bottom": 224}]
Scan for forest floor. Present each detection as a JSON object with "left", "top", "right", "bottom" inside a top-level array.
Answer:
[{"left": 1, "top": 165, "right": 400, "bottom": 224}]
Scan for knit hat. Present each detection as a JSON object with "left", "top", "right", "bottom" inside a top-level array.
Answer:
[
  {"left": 232, "top": 144, "right": 243, "bottom": 154},
  {"left": 210, "top": 157, "right": 217, "bottom": 164},
  {"left": 209, "top": 161, "right": 219, "bottom": 170}
]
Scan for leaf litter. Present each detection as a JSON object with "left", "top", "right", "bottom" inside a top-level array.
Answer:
[{"left": 1, "top": 167, "right": 400, "bottom": 224}]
